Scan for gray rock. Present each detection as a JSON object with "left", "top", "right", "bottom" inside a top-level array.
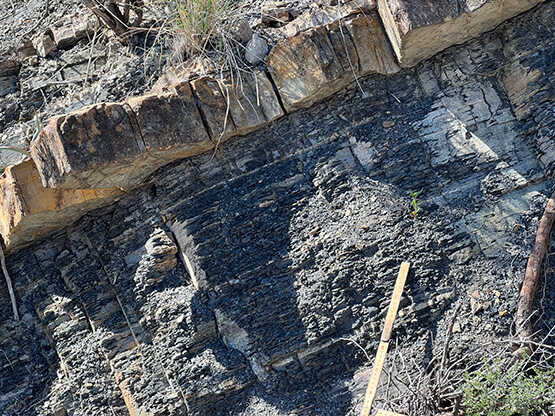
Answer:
[
  {"left": 245, "top": 33, "right": 269, "bottom": 65},
  {"left": 32, "top": 33, "right": 56, "bottom": 57}
]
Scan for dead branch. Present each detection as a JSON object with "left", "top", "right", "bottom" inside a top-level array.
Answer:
[
  {"left": 515, "top": 191, "right": 555, "bottom": 341},
  {"left": 83, "top": 0, "right": 144, "bottom": 42}
]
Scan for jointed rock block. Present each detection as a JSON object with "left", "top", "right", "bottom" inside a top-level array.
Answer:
[
  {"left": 0, "top": 160, "right": 121, "bottom": 251},
  {"left": 267, "top": 12, "right": 398, "bottom": 112},
  {"left": 31, "top": 89, "right": 210, "bottom": 190},
  {"left": 378, "top": 0, "right": 544, "bottom": 67}
]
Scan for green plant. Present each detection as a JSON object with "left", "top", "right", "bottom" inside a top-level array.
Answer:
[
  {"left": 172, "top": 0, "right": 235, "bottom": 57},
  {"left": 408, "top": 189, "right": 423, "bottom": 218},
  {"left": 463, "top": 355, "right": 555, "bottom": 416}
]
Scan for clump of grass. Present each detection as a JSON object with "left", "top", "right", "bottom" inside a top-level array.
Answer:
[
  {"left": 162, "top": 0, "right": 267, "bottom": 74},
  {"left": 463, "top": 354, "right": 555, "bottom": 416},
  {"left": 173, "top": 0, "right": 234, "bottom": 57}
]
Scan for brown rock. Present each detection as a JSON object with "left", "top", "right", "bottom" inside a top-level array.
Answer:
[
  {"left": 345, "top": 14, "right": 400, "bottom": 76},
  {"left": 190, "top": 77, "right": 237, "bottom": 142},
  {"left": 17, "top": 38, "right": 36, "bottom": 59},
  {"left": 262, "top": 7, "right": 291, "bottom": 25},
  {"left": 222, "top": 71, "right": 284, "bottom": 135},
  {"left": 31, "top": 102, "right": 143, "bottom": 189},
  {"left": 378, "top": 0, "right": 544, "bottom": 68},
  {"left": 0, "top": 160, "right": 121, "bottom": 252},
  {"left": 267, "top": 26, "right": 355, "bottom": 112},
  {"left": 50, "top": 16, "right": 95, "bottom": 49},
  {"left": 281, "top": 1, "right": 376, "bottom": 37},
  {"left": 127, "top": 84, "right": 212, "bottom": 161},
  {"left": 31, "top": 88, "right": 211, "bottom": 190},
  {"left": 231, "top": 18, "right": 252, "bottom": 44},
  {"left": 267, "top": 12, "right": 397, "bottom": 111}
]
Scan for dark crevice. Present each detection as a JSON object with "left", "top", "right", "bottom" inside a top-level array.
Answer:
[
  {"left": 189, "top": 81, "right": 216, "bottom": 141},
  {"left": 264, "top": 68, "right": 288, "bottom": 116},
  {"left": 122, "top": 102, "right": 147, "bottom": 153}
]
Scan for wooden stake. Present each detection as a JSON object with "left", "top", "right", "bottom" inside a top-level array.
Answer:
[{"left": 360, "top": 262, "right": 410, "bottom": 416}]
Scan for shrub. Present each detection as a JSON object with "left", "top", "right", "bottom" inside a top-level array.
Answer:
[{"left": 463, "top": 355, "right": 555, "bottom": 416}]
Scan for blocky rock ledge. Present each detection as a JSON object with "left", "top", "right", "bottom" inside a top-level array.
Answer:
[
  {"left": 0, "top": 0, "right": 544, "bottom": 252},
  {"left": 378, "top": 0, "right": 544, "bottom": 67},
  {"left": 0, "top": 160, "right": 121, "bottom": 252}
]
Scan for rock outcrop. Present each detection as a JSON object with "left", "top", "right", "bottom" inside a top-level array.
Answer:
[
  {"left": 378, "top": 0, "right": 544, "bottom": 67},
  {"left": 0, "top": 2, "right": 554, "bottom": 415},
  {"left": 267, "top": 12, "right": 399, "bottom": 111},
  {"left": 30, "top": 71, "right": 283, "bottom": 190},
  {"left": 0, "top": 160, "right": 121, "bottom": 251}
]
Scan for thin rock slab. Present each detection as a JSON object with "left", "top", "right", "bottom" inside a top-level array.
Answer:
[
  {"left": 378, "top": 0, "right": 544, "bottom": 67},
  {"left": 0, "top": 160, "right": 121, "bottom": 252}
]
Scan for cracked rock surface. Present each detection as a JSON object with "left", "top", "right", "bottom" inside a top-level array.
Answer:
[{"left": 0, "top": 1, "right": 554, "bottom": 416}]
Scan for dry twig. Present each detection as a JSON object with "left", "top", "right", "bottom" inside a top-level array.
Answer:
[{"left": 0, "top": 244, "right": 19, "bottom": 321}]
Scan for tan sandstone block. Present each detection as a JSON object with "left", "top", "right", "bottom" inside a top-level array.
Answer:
[
  {"left": 190, "top": 77, "right": 237, "bottom": 142},
  {"left": 0, "top": 160, "right": 121, "bottom": 252},
  {"left": 225, "top": 70, "right": 284, "bottom": 135},
  {"left": 31, "top": 88, "right": 211, "bottom": 190},
  {"left": 266, "top": 12, "right": 398, "bottom": 111},
  {"left": 266, "top": 26, "right": 355, "bottom": 112},
  {"left": 31, "top": 102, "right": 143, "bottom": 189},
  {"left": 126, "top": 84, "right": 212, "bottom": 161},
  {"left": 345, "top": 14, "right": 400, "bottom": 76},
  {"left": 378, "top": 0, "right": 544, "bottom": 68},
  {"left": 193, "top": 71, "right": 284, "bottom": 139}
]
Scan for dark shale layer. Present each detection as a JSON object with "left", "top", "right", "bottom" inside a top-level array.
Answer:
[{"left": 0, "top": 2, "right": 554, "bottom": 415}]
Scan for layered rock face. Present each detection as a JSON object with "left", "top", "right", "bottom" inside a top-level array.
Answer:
[{"left": 0, "top": 1, "right": 554, "bottom": 416}]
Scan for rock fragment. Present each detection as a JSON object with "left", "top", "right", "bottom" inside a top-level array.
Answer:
[
  {"left": 32, "top": 33, "right": 56, "bottom": 57},
  {"left": 377, "top": 0, "right": 545, "bottom": 67},
  {"left": 50, "top": 16, "right": 96, "bottom": 49},
  {"left": 245, "top": 33, "right": 269, "bottom": 65}
]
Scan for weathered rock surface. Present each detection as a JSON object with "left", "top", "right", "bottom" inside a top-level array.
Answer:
[
  {"left": 0, "top": 2, "right": 554, "bottom": 416},
  {"left": 31, "top": 71, "right": 283, "bottom": 190},
  {"left": 378, "top": 0, "right": 544, "bottom": 67},
  {"left": 32, "top": 32, "right": 56, "bottom": 57},
  {"left": 0, "top": 159, "right": 121, "bottom": 251},
  {"left": 50, "top": 16, "right": 95, "bottom": 49},
  {"left": 245, "top": 33, "right": 269, "bottom": 65},
  {"left": 0, "top": 56, "right": 20, "bottom": 97},
  {"left": 30, "top": 87, "right": 210, "bottom": 189},
  {"left": 280, "top": 0, "right": 375, "bottom": 37},
  {"left": 267, "top": 12, "right": 398, "bottom": 111}
]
